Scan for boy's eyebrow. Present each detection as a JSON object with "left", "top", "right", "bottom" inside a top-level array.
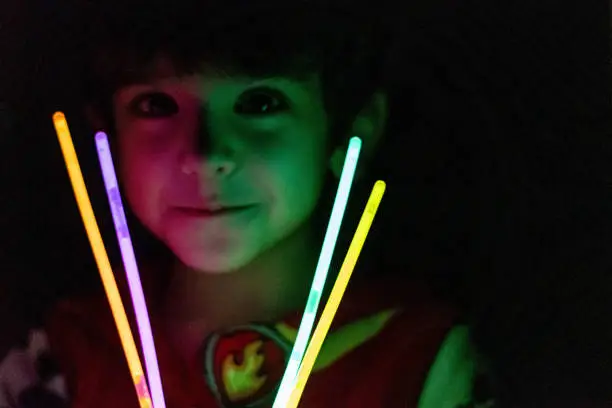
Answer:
[
  {"left": 116, "top": 81, "right": 192, "bottom": 99},
  {"left": 114, "top": 82, "right": 159, "bottom": 96},
  {"left": 246, "top": 75, "right": 316, "bottom": 86},
  {"left": 118, "top": 71, "right": 195, "bottom": 90},
  {"left": 124, "top": 82, "right": 155, "bottom": 89}
]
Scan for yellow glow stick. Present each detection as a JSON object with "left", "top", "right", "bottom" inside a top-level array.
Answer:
[
  {"left": 52, "top": 112, "right": 153, "bottom": 408},
  {"left": 286, "top": 180, "right": 387, "bottom": 408}
]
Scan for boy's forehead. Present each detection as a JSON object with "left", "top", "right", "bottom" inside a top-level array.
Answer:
[{"left": 148, "top": 55, "right": 180, "bottom": 78}]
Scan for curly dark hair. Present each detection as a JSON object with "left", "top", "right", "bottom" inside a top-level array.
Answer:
[{"left": 81, "top": 0, "right": 393, "bottom": 141}]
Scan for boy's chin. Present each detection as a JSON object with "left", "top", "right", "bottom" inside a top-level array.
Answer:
[{"left": 175, "top": 248, "right": 254, "bottom": 275}]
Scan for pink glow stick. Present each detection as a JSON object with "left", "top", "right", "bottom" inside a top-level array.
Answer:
[{"left": 95, "top": 131, "right": 166, "bottom": 408}]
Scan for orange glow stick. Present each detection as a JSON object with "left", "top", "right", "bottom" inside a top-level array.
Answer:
[{"left": 52, "top": 112, "right": 153, "bottom": 408}]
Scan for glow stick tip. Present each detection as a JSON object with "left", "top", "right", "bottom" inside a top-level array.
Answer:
[
  {"left": 374, "top": 180, "right": 386, "bottom": 190},
  {"left": 53, "top": 111, "right": 65, "bottom": 121},
  {"left": 95, "top": 131, "right": 107, "bottom": 140}
]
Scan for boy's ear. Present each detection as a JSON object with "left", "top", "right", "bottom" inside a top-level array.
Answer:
[
  {"left": 84, "top": 104, "right": 107, "bottom": 131},
  {"left": 330, "top": 91, "right": 388, "bottom": 178}
]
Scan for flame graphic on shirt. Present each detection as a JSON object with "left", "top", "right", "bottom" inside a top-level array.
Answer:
[
  {"left": 204, "top": 310, "right": 398, "bottom": 406},
  {"left": 222, "top": 340, "right": 268, "bottom": 402}
]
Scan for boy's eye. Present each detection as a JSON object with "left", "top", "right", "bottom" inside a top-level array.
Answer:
[
  {"left": 234, "top": 88, "right": 290, "bottom": 116},
  {"left": 130, "top": 92, "right": 179, "bottom": 118}
]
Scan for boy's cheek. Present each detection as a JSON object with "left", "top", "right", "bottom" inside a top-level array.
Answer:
[
  {"left": 118, "top": 125, "right": 186, "bottom": 157},
  {"left": 273, "top": 165, "right": 326, "bottom": 216},
  {"left": 120, "top": 160, "right": 168, "bottom": 217}
]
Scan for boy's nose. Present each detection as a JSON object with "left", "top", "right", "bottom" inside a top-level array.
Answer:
[
  {"left": 182, "top": 105, "right": 237, "bottom": 178},
  {"left": 180, "top": 153, "right": 236, "bottom": 179}
]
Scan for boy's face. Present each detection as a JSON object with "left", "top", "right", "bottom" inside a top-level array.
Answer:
[{"left": 112, "top": 58, "right": 332, "bottom": 273}]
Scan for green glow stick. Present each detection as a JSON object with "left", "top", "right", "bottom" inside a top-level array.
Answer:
[{"left": 272, "top": 136, "right": 362, "bottom": 408}]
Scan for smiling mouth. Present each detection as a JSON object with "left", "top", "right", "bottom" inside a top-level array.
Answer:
[{"left": 176, "top": 205, "right": 255, "bottom": 217}]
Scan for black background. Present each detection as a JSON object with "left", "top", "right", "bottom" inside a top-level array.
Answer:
[{"left": 1, "top": 0, "right": 611, "bottom": 402}]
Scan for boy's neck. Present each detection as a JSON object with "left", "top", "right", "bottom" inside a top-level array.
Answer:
[{"left": 162, "top": 220, "right": 319, "bottom": 332}]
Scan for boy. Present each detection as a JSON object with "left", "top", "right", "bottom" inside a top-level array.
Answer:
[{"left": 2, "top": 0, "right": 487, "bottom": 407}]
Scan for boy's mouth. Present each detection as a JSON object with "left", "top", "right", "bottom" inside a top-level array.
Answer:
[{"left": 176, "top": 205, "right": 256, "bottom": 217}]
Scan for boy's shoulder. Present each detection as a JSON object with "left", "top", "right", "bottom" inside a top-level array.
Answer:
[
  {"left": 44, "top": 260, "right": 159, "bottom": 356},
  {"left": 46, "top": 257, "right": 168, "bottom": 339},
  {"left": 284, "top": 277, "right": 459, "bottom": 406},
  {"left": 330, "top": 275, "right": 457, "bottom": 328},
  {"left": 45, "top": 294, "right": 121, "bottom": 368}
]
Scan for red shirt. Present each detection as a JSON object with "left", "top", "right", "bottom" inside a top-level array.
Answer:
[{"left": 46, "top": 274, "right": 455, "bottom": 408}]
